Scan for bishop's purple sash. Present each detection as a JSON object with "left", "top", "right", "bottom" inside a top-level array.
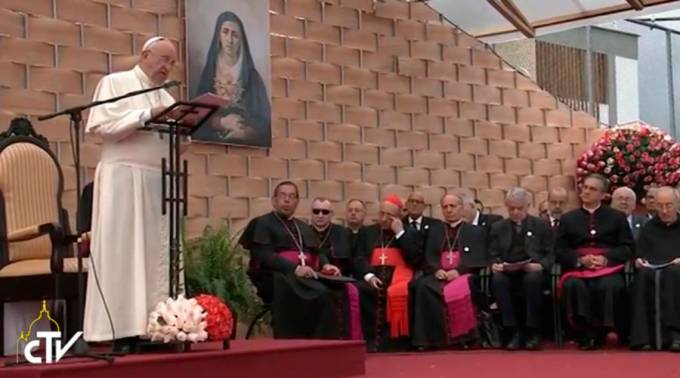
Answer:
[{"left": 440, "top": 249, "right": 477, "bottom": 339}]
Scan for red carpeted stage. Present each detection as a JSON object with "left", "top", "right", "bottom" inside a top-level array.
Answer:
[
  {"left": 0, "top": 340, "right": 366, "bottom": 378},
  {"left": 362, "top": 347, "right": 680, "bottom": 378},
  {"left": 5, "top": 340, "right": 680, "bottom": 378}
]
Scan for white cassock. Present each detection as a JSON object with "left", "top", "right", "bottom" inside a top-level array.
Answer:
[{"left": 83, "top": 65, "right": 176, "bottom": 341}]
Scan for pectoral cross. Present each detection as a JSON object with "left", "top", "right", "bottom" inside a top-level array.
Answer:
[
  {"left": 379, "top": 250, "right": 388, "bottom": 265},
  {"left": 298, "top": 251, "right": 307, "bottom": 266},
  {"left": 448, "top": 251, "right": 454, "bottom": 265}
]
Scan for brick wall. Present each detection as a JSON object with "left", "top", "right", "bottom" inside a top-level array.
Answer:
[{"left": 0, "top": 0, "right": 606, "bottom": 238}]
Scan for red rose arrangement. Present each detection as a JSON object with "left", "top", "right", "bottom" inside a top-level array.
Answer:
[
  {"left": 655, "top": 143, "right": 680, "bottom": 187},
  {"left": 576, "top": 122, "right": 674, "bottom": 198},
  {"left": 193, "top": 294, "right": 234, "bottom": 341}
]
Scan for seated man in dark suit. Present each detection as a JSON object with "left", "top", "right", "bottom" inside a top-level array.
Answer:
[
  {"left": 490, "top": 187, "right": 553, "bottom": 350},
  {"left": 546, "top": 187, "right": 568, "bottom": 231},
  {"left": 611, "top": 187, "right": 647, "bottom": 241},
  {"left": 403, "top": 192, "right": 437, "bottom": 258},
  {"left": 462, "top": 191, "right": 502, "bottom": 232}
]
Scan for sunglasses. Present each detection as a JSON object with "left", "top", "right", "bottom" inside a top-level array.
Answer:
[{"left": 312, "top": 209, "right": 331, "bottom": 215}]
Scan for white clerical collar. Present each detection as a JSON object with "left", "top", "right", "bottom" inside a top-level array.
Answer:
[
  {"left": 449, "top": 219, "right": 463, "bottom": 228},
  {"left": 472, "top": 211, "right": 481, "bottom": 226}
]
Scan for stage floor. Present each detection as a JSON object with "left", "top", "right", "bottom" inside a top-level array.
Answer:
[
  {"left": 1, "top": 339, "right": 366, "bottom": 378},
  {"left": 360, "top": 345, "right": 680, "bottom": 378}
]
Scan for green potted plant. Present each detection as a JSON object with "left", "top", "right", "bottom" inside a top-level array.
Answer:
[{"left": 183, "top": 223, "right": 263, "bottom": 337}]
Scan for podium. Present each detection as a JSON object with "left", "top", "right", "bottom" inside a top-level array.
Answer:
[{"left": 144, "top": 101, "right": 219, "bottom": 298}]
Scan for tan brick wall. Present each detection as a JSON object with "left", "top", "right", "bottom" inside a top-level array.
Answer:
[{"left": 0, "top": 0, "right": 597, "bottom": 238}]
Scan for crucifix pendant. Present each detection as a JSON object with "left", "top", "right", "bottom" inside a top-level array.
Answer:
[
  {"left": 379, "top": 251, "right": 388, "bottom": 265},
  {"left": 447, "top": 251, "right": 454, "bottom": 265},
  {"left": 298, "top": 251, "right": 307, "bottom": 266}
]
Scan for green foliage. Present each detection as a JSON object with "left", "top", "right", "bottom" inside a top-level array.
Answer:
[{"left": 184, "top": 223, "right": 262, "bottom": 323}]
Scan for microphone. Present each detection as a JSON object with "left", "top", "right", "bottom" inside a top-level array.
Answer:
[{"left": 162, "top": 80, "right": 181, "bottom": 89}]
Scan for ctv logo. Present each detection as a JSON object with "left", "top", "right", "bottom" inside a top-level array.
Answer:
[{"left": 16, "top": 300, "right": 83, "bottom": 364}]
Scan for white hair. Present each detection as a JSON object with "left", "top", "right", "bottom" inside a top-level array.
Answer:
[
  {"left": 612, "top": 186, "right": 636, "bottom": 202},
  {"left": 442, "top": 191, "right": 474, "bottom": 208},
  {"left": 658, "top": 186, "right": 680, "bottom": 203},
  {"left": 506, "top": 187, "right": 532, "bottom": 205}
]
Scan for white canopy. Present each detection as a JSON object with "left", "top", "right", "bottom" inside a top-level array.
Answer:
[{"left": 427, "top": 0, "right": 680, "bottom": 42}]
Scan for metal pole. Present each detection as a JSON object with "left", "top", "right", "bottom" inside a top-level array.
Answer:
[
  {"left": 585, "top": 26, "right": 595, "bottom": 115},
  {"left": 168, "top": 123, "right": 175, "bottom": 298},
  {"left": 174, "top": 124, "right": 182, "bottom": 297},
  {"left": 667, "top": 31, "right": 677, "bottom": 139}
]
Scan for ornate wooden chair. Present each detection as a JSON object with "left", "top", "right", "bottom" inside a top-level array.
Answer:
[{"left": 0, "top": 118, "right": 83, "bottom": 353}]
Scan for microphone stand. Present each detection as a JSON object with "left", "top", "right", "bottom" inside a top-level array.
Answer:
[{"left": 29, "top": 80, "right": 181, "bottom": 362}]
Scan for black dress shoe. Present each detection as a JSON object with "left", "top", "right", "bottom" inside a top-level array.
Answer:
[
  {"left": 112, "top": 337, "right": 138, "bottom": 354},
  {"left": 525, "top": 331, "right": 541, "bottom": 351},
  {"left": 669, "top": 341, "right": 680, "bottom": 353},
  {"left": 506, "top": 331, "right": 522, "bottom": 351},
  {"left": 578, "top": 337, "right": 597, "bottom": 351},
  {"left": 630, "top": 344, "right": 652, "bottom": 351}
]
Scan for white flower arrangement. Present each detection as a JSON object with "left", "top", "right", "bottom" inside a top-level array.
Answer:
[{"left": 147, "top": 295, "right": 209, "bottom": 343}]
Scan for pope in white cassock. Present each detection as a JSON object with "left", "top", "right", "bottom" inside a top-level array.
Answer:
[{"left": 83, "top": 36, "right": 181, "bottom": 350}]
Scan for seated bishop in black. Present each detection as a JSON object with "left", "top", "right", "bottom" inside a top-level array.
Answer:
[
  {"left": 556, "top": 174, "right": 633, "bottom": 350},
  {"left": 239, "top": 181, "right": 351, "bottom": 339},
  {"left": 409, "top": 193, "right": 488, "bottom": 349}
]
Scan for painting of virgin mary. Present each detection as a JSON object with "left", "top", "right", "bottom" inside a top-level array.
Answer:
[{"left": 189, "top": 7, "right": 271, "bottom": 148}]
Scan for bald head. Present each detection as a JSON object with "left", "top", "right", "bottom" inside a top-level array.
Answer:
[
  {"left": 656, "top": 186, "right": 679, "bottom": 225},
  {"left": 345, "top": 199, "right": 366, "bottom": 230},
  {"left": 139, "top": 37, "right": 177, "bottom": 85},
  {"left": 611, "top": 187, "right": 636, "bottom": 216},
  {"left": 406, "top": 192, "right": 426, "bottom": 219},
  {"left": 547, "top": 187, "right": 568, "bottom": 219}
]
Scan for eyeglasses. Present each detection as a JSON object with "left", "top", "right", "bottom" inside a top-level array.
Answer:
[
  {"left": 312, "top": 209, "right": 331, "bottom": 215},
  {"left": 407, "top": 199, "right": 425, "bottom": 205}
]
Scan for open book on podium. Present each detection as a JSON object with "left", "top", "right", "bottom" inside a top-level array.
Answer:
[{"left": 144, "top": 92, "right": 227, "bottom": 134}]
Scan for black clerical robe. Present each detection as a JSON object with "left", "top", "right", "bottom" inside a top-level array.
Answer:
[
  {"left": 353, "top": 225, "right": 420, "bottom": 348},
  {"left": 630, "top": 217, "right": 680, "bottom": 349},
  {"left": 489, "top": 216, "right": 553, "bottom": 330},
  {"left": 410, "top": 221, "right": 488, "bottom": 347},
  {"left": 556, "top": 206, "right": 633, "bottom": 331},
  {"left": 347, "top": 227, "right": 363, "bottom": 272},
  {"left": 240, "top": 212, "right": 343, "bottom": 339},
  {"left": 315, "top": 224, "right": 353, "bottom": 276}
]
